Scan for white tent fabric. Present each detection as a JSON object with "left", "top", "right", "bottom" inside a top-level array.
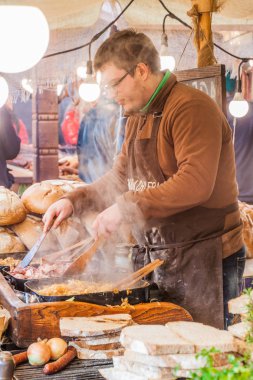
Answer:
[{"left": 1, "top": 0, "right": 253, "bottom": 99}]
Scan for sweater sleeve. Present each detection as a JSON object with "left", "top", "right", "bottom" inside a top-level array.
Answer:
[
  {"left": 65, "top": 143, "right": 128, "bottom": 217},
  {"left": 117, "top": 98, "right": 224, "bottom": 221}
]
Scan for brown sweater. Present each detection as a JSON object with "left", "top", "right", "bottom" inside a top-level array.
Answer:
[{"left": 67, "top": 74, "right": 243, "bottom": 258}]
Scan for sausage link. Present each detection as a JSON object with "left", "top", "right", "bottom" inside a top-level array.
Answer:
[
  {"left": 12, "top": 351, "right": 28, "bottom": 366},
  {"left": 43, "top": 346, "right": 77, "bottom": 375}
]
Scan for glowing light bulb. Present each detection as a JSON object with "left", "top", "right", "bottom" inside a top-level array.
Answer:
[
  {"left": 76, "top": 66, "right": 87, "bottom": 79},
  {"left": 229, "top": 92, "right": 249, "bottom": 118},
  {"left": 160, "top": 32, "right": 175, "bottom": 72},
  {"left": 79, "top": 81, "right": 100, "bottom": 102},
  {"left": 57, "top": 84, "right": 64, "bottom": 96},
  {"left": 160, "top": 55, "right": 176, "bottom": 71},
  {"left": 0, "top": 77, "right": 9, "bottom": 107},
  {"left": 0, "top": 6, "right": 49, "bottom": 73},
  {"left": 21, "top": 78, "right": 33, "bottom": 93}
]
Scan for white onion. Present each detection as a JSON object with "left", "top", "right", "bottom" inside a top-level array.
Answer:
[
  {"left": 27, "top": 341, "right": 51, "bottom": 366},
  {"left": 47, "top": 338, "right": 67, "bottom": 360}
]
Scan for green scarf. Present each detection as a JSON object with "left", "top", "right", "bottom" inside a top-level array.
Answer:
[{"left": 140, "top": 70, "right": 171, "bottom": 113}]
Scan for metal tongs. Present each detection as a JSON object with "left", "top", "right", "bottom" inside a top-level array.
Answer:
[{"left": 17, "top": 231, "right": 48, "bottom": 268}]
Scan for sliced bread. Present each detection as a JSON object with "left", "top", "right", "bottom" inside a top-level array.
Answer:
[
  {"left": 165, "top": 321, "right": 235, "bottom": 352},
  {"left": 120, "top": 325, "right": 195, "bottom": 355},
  {"left": 60, "top": 314, "right": 133, "bottom": 337},
  {"left": 69, "top": 341, "right": 124, "bottom": 359}
]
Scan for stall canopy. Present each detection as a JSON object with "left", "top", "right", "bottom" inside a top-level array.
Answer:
[{"left": 1, "top": 0, "right": 253, "bottom": 99}]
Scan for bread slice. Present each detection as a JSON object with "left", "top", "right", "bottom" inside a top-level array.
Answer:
[
  {"left": 70, "top": 341, "right": 124, "bottom": 359},
  {"left": 73, "top": 340, "right": 121, "bottom": 351},
  {"left": 113, "top": 356, "right": 174, "bottom": 379},
  {"left": 124, "top": 350, "right": 230, "bottom": 369},
  {"left": 120, "top": 325, "right": 195, "bottom": 355},
  {"left": 99, "top": 367, "right": 171, "bottom": 380},
  {"left": 73, "top": 333, "right": 120, "bottom": 346},
  {"left": 228, "top": 294, "right": 249, "bottom": 315},
  {"left": 228, "top": 322, "right": 250, "bottom": 340},
  {"left": 60, "top": 314, "right": 133, "bottom": 337},
  {"left": 165, "top": 321, "right": 235, "bottom": 352}
]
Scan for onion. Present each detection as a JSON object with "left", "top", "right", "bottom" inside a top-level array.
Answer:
[
  {"left": 47, "top": 338, "right": 67, "bottom": 360},
  {"left": 27, "top": 341, "right": 51, "bottom": 366}
]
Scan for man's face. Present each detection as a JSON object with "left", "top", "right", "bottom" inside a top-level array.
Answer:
[{"left": 98, "top": 63, "right": 147, "bottom": 113}]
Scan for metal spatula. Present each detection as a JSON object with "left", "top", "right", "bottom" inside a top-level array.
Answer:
[
  {"left": 63, "top": 236, "right": 103, "bottom": 276},
  {"left": 17, "top": 231, "right": 48, "bottom": 268}
]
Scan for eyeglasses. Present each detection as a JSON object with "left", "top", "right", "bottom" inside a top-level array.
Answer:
[{"left": 102, "top": 66, "right": 136, "bottom": 93}]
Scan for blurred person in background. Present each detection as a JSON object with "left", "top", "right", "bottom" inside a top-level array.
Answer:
[
  {"left": 77, "top": 96, "right": 120, "bottom": 183},
  {"left": 0, "top": 105, "right": 21, "bottom": 188}
]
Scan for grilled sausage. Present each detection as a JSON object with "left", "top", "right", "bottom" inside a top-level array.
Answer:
[
  {"left": 12, "top": 351, "right": 28, "bottom": 365},
  {"left": 43, "top": 346, "right": 77, "bottom": 375}
]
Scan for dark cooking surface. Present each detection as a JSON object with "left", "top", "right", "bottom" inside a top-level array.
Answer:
[{"left": 25, "top": 276, "right": 150, "bottom": 305}]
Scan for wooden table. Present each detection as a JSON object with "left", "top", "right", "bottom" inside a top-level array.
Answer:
[{"left": 14, "top": 358, "right": 112, "bottom": 379}]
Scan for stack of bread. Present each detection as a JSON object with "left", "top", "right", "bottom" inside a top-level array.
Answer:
[
  {"left": 0, "top": 180, "right": 87, "bottom": 256},
  {"left": 100, "top": 322, "right": 236, "bottom": 380},
  {"left": 60, "top": 314, "right": 134, "bottom": 360},
  {"left": 239, "top": 201, "right": 253, "bottom": 258},
  {"left": 228, "top": 293, "right": 253, "bottom": 357},
  {"left": 0, "top": 187, "right": 27, "bottom": 253}
]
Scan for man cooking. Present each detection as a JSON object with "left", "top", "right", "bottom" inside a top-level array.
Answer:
[{"left": 43, "top": 29, "right": 244, "bottom": 329}]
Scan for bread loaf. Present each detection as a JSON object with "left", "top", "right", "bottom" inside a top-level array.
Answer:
[
  {"left": 12, "top": 215, "right": 60, "bottom": 252},
  {"left": 0, "top": 187, "right": 26, "bottom": 226},
  {"left": 0, "top": 227, "right": 26, "bottom": 254},
  {"left": 239, "top": 201, "right": 253, "bottom": 258},
  {"left": 21, "top": 179, "right": 75, "bottom": 214},
  {"left": 70, "top": 342, "right": 124, "bottom": 360}
]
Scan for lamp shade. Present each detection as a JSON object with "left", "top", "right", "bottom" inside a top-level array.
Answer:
[
  {"left": 0, "top": 6, "right": 49, "bottom": 73},
  {"left": 0, "top": 77, "right": 9, "bottom": 107}
]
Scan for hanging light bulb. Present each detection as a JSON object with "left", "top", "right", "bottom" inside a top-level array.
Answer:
[
  {"left": 57, "top": 84, "right": 64, "bottom": 96},
  {"left": 78, "top": 60, "right": 100, "bottom": 102},
  {"left": 229, "top": 59, "right": 249, "bottom": 118},
  {"left": 76, "top": 65, "right": 87, "bottom": 79},
  {"left": 0, "top": 76, "right": 9, "bottom": 107},
  {"left": 229, "top": 92, "right": 249, "bottom": 118},
  {"left": 0, "top": 6, "right": 49, "bottom": 73},
  {"left": 160, "top": 32, "right": 175, "bottom": 72},
  {"left": 21, "top": 78, "right": 33, "bottom": 94}
]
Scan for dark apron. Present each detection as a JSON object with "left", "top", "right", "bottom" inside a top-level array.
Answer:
[{"left": 127, "top": 112, "right": 239, "bottom": 329}]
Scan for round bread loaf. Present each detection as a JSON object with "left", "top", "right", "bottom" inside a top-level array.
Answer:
[
  {"left": 0, "top": 186, "right": 27, "bottom": 226},
  {"left": 21, "top": 179, "right": 75, "bottom": 214},
  {"left": 12, "top": 215, "right": 60, "bottom": 252},
  {"left": 0, "top": 227, "right": 26, "bottom": 254}
]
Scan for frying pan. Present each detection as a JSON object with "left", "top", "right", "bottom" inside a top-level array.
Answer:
[
  {"left": 24, "top": 274, "right": 150, "bottom": 305},
  {"left": 0, "top": 252, "right": 26, "bottom": 273},
  {"left": 2, "top": 267, "right": 31, "bottom": 291}
]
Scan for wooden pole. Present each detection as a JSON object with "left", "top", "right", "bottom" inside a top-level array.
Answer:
[
  {"left": 188, "top": 0, "right": 218, "bottom": 67},
  {"left": 32, "top": 89, "right": 59, "bottom": 182}
]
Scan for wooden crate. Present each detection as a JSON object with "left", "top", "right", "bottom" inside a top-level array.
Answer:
[{"left": 0, "top": 274, "right": 192, "bottom": 347}]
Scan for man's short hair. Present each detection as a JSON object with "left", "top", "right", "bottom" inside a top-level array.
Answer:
[{"left": 94, "top": 29, "right": 160, "bottom": 74}]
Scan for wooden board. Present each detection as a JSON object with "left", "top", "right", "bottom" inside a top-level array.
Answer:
[
  {"left": 175, "top": 64, "right": 226, "bottom": 115},
  {"left": 0, "top": 274, "right": 192, "bottom": 347}
]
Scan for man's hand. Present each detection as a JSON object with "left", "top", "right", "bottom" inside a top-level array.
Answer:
[
  {"left": 92, "top": 203, "right": 123, "bottom": 238},
  {"left": 42, "top": 199, "right": 74, "bottom": 232}
]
